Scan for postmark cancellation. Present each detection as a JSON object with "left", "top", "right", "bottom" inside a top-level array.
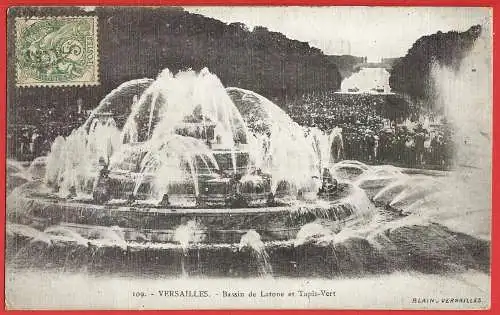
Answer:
[{"left": 15, "top": 16, "right": 99, "bottom": 87}]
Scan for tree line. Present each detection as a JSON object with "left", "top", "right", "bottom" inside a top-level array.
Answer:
[
  {"left": 389, "top": 25, "right": 482, "bottom": 105},
  {"left": 9, "top": 6, "right": 343, "bottom": 117}
]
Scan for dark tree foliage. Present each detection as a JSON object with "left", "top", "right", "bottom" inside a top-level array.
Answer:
[
  {"left": 389, "top": 25, "right": 481, "bottom": 103},
  {"left": 9, "top": 6, "right": 342, "bottom": 117}
]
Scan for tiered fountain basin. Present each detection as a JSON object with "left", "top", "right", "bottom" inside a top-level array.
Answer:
[
  {"left": 6, "top": 68, "right": 361, "bottom": 248},
  {"left": 8, "top": 179, "right": 357, "bottom": 246}
]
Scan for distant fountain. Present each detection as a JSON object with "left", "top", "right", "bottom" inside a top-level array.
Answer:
[{"left": 340, "top": 67, "right": 392, "bottom": 94}]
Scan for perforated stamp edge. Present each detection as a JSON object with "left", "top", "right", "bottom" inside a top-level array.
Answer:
[{"left": 15, "top": 16, "right": 99, "bottom": 87}]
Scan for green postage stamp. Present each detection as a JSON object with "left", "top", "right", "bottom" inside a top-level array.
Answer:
[{"left": 15, "top": 16, "right": 98, "bottom": 87}]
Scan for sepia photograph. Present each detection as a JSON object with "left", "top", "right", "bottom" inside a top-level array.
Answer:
[{"left": 5, "top": 5, "right": 493, "bottom": 310}]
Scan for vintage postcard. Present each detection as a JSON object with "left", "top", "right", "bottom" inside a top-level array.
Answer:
[{"left": 5, "top": 6, "right": 492, "bottom": 310}]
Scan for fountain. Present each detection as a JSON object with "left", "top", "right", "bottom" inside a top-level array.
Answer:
[
  {"left": 6, "top": 67, "right": 489, "bottom": 278},
  {"left": 7, "top": 68, "right": 361, "bottom": 247}
]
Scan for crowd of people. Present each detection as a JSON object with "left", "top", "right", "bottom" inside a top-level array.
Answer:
[
  {"left": 9, "top": 92, "right": 455, "bottom": 170},
  {"left": 288, "top": 92, "right": 392, "bottom": 131},
  {"left": 7, "top": 106, "right": 87, "bottom": 161},
  {"left": 287, "top": 91, "right": 454, "bottom": 169}
]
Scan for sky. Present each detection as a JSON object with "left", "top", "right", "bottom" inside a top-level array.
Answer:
[{"left": 186, "top": 7, "right": 491, "bottom": 62}]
